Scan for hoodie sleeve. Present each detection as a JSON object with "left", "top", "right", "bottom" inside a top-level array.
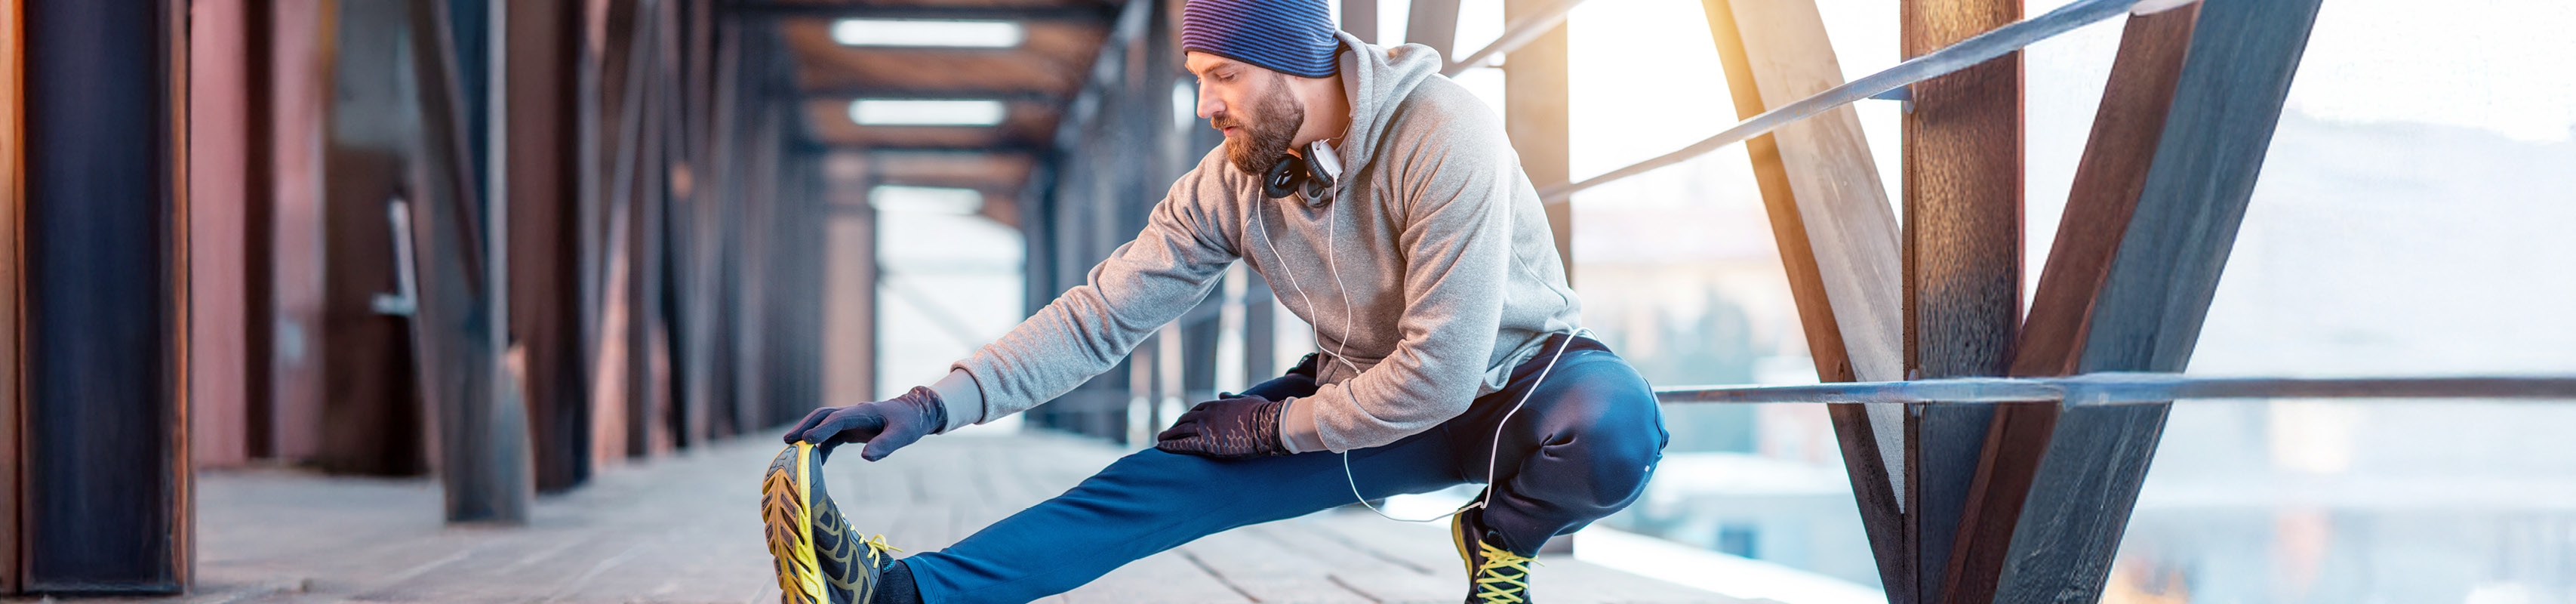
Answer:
[
  {"left": 938, "top": 161, "right": 1240, "bottom": 430},
  {"left": 1293, "top": 113, "right": 1522, "bottom": 451}
]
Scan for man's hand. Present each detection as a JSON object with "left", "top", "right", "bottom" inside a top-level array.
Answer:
[
  {"left": 784, "top": 387, "right": 949, "bottom": 461},
  {"left": 1155, "top": 396, "right": 1290, "bottom": 458}
]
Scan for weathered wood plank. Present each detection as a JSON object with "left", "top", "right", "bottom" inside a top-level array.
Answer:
[
  {"left": 1701, "top": 0, "right": 1909, "bottom": 598},
  {"left": 1503, "top": 0, "right": 1572, "bottom": 275},
  {"left": 1246, "top": 520, "right": 1457, "bottom": 603},
  {"left": 185, "top": 433, "right": 1743, "bottom": 602},
  {"left": 1176, "top": 529, "right": 1374, "bottom": 604},
  {"left": 1941, "top": 8, "right": 2200, "bottom": 604},
  {"left": 1991, "top": 1, "right": 2324, "bottom": 602},
  {"left": 1898, "top": 1, "right": 2022, "bottom": 602}
]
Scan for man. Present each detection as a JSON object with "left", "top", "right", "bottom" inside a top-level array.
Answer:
[{"left": 764, "top": 0, "right": 1667, "bottom": 601}]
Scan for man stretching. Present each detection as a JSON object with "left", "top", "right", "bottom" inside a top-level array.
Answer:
[{"left": 763, "top": 0, "right": 1667, "bottom": 601}]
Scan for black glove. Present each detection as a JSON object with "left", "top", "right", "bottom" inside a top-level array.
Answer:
[
  {"left": 783, "top": 387, "right": 949, "bottom": 462},
  {"left": 1154, "top": 396, "right": 1291, "bottom": 458}
]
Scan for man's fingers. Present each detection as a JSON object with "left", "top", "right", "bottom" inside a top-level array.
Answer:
[
  {"left": 783, "top": 407, "right": 837, "bottom": 444},
  {"left": 858, "top": 437, "right": 900, "bottom": 461},
  {"left": 858, "top": 429, "right": 925, "bottom": 462},
  {"left": 1155, "top": 415, "right": 1203, "bottom": 442},
  {"left": 802, "top": 408, "right": 887, "bottom": 445}
]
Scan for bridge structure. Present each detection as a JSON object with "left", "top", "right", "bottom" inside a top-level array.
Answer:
[{"left": 0, "top": 0, "right": 2565, "bottom": 602}]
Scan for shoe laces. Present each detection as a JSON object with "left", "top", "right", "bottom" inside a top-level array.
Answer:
[
  {"left": 860, "top": 535, "right": 904, "bottom": 567},
  {"left": 1472, "top": 541, "right": 1536, "bottom": 604}
]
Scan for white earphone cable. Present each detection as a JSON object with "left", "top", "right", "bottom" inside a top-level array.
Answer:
[{"left": 1248, "top": 164, "right": 1589, "bottom": 524}]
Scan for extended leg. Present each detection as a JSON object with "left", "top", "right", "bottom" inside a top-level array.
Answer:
[{"left": 901, "top": 363, "right": 1460, "bottom": 604}]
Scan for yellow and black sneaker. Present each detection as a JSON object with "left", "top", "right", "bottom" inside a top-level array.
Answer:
[
  {"left": 764, "top": 442, "right": 901, "bottom": 604},
  {"left": 1450, "top": 505, "right": 1537, "bottom": 604}
]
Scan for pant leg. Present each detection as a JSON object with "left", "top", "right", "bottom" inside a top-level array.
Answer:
[
  {"left": 903, "top": 363, "right": 1460, "bottom": 604},
  {"left": 1452, "top": 337, "right": 1670, "bottom": 554}
]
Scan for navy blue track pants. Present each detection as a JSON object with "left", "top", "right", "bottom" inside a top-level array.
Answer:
[{"left": 904, "top": 334, "right": 1670, "bottom": 603}]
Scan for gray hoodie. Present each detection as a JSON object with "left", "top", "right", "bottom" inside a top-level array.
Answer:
[{"left": 932, "top": 32, "right": 1583, "bottom": 452}]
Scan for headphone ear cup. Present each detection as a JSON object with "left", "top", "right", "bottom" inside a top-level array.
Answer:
[
  {"left": 1262, "top": 156, "right": 1303, "bottom": 199},
  {"left": 1301, "top": 154, "right": 1334, "bottom": 200}
]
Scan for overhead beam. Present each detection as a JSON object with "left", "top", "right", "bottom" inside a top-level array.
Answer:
[
  {"left": 727, "top": 5, "right": 1116, "bottom": 23},
  {"left": 828, "top": 144, "right": 1042, "bottom": 156},
  {"left": 800, "top": 87, "right": 1059, "bottom": 103},
  {"left": 1990, "top": 1, "right": 2324, "bottom": 602},
  {"left": 1700, "top": 0, "right": 1910, "bottom": 599}
]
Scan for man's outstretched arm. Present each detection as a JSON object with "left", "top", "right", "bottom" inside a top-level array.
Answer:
[{"left": 791, "top": 156, "right": 1243, "bottom": 458}]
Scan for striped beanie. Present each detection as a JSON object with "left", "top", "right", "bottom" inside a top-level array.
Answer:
[{"left": 1180, "top": 0, "right": 1340, "bottom": 78}]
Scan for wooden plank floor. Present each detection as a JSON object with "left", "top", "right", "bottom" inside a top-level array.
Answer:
[{"left": 118, "top": 431, "right": 1750, "bottom": 603}]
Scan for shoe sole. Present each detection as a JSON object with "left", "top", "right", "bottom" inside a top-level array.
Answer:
[{"left": 765, "top": 442, "right": 833, "bottom": 604}]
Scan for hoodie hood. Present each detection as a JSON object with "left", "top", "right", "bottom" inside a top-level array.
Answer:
[{"left": 1312, "top": 32, "right": 1445, "bottom": 207}]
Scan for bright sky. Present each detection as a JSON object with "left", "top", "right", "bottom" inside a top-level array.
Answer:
[
  {"left": 1335, "top": 0, "right": 2574, "bottom": 308},
  {"left": 1337, "top": 0, "right": 2576, "bottom": 190}
]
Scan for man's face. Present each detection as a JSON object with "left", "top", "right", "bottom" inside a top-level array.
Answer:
[{"left": 1186, "top": 52, "right": 1305, "bottom": 176}]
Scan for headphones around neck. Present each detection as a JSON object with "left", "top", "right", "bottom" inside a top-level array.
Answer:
[{"left": 1260, "top": 151, "right": 1334, "bottom": 200}]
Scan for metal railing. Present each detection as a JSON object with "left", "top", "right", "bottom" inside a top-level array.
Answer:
[
  {"left": 1438, "top": 0, "right": 2182, "bottom": 203},
  {"left": 1657, "top": 374, "right": 2576, "bottom": 406}
]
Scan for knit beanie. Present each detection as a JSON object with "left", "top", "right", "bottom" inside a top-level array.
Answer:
[{"left": 1180, "top": 0, "right": 1340, "bottom": 78}]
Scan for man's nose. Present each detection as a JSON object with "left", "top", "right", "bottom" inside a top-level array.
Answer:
[{"left": 1196, "top": 88, "right": 1220, "bottom": 121}]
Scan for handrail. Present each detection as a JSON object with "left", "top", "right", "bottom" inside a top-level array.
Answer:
[
  {"left": 1654, "top": 374, "right": 2576, "bottom": 406},
  {"left": 1537, "top": 0, "right": 2153, "bottom": 203},
  {"left": 1441, "top": 0, "right": 1588, "bottom": 76}
]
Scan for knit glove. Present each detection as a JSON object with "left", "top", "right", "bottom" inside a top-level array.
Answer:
[
  {"left": 1154, "top": 396, "right": 1290, "bottom": 458},
  {"left": 785, "top": 387, "right": 949, "bottom": 462}
]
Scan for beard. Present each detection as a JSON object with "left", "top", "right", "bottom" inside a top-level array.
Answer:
[{"left": 1217, "top": 81, "right": 1305, "bottom": 176}]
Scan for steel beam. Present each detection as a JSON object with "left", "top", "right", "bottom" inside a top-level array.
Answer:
[
  {"left": 19, "top": 0, "right": 189, "bottom": 591},
  {"left": 403, "top": 0, "right": 531, "bottom": 525},
  {"left": 504, "top": 0, "right": 589, "bottom": 493}
]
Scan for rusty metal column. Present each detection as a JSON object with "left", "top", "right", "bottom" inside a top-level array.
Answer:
[
  {"left": 1898, "top": 0, "right": 2021, "bottom": 602},
  {"left": 20, "top": 0, "right": 191, "bottom": 591}
]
